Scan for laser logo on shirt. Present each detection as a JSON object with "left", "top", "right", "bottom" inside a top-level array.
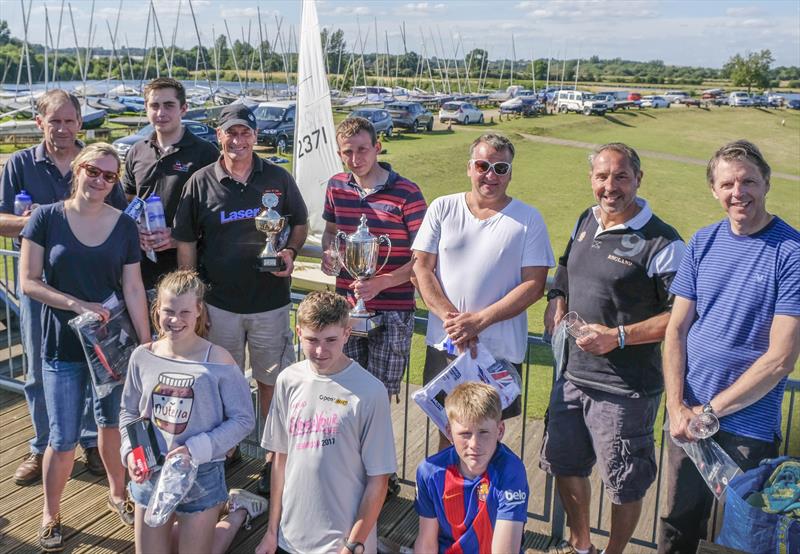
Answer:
[{"left": 220, "top": 207, "right": 260, "bottom": 224}]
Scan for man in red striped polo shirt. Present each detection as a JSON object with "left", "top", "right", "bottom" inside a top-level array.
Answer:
[{"left": 322, "top": 118, "right": 427, "bottom": 416}]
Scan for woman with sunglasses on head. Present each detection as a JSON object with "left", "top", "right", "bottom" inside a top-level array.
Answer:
[{"left": 20, "top": 142, "right": 150, "bottom": 552}]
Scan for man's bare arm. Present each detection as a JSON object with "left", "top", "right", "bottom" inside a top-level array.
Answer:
[
  {"left": 577, "top": 310, "right": 672, "bottom": 356},
  {"left": 414, "top": 517, "right": 440, "bottom": 554},
  {"left": 710, "top": 314, "right": 800, "bottom": 417},
  {"left": 0, "top": 213, "right": 29, "bottom": 237},
  {"left": 412, "top": 250, "right": 458, "bottom": 321},
  {"left": 176, "top": 240, "right": 197, "bottom": 269},
  {"left": 492, "top": 520, "right": 525, "bottom": 554},
  {"left": 663, "top": 296, "right": 698, "bottom": 442}
]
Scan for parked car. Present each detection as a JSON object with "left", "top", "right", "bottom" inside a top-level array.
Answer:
[
  {"left": 787, "top": 99, "right": 800, "bottom": 110},
  {"left": 385, "top": 101, "right": 434, "bottom": 132},
  {"left": 253, "top": 101, "right": 296, "bottom": 150},
  {"left": 112, "top": 119, "right": 218, "bottom": 161},
  {"left": 555, "top": 90, "right": 610, "bottom": 115},
  {"left": 641, "top": 95, "right": 670, "bottom": 108},
  {"left": 348, "top": 108, "right": 394, "bottom": 136},
  {"left": 767, "top": 94, "right": 784, "bottom": 108},
  {"left": 728, "top": 92, "right": 753, "bottom": 107},
  {"left": 664, "top": 90, "right": 690, "bottom": 104},
  {"left": 750, "top": 95, "right": 768, "bottom": 107},
  {"left": 499, "top": 96, "right": 545, "bottom": 116},
  {"left": 439, "top": 101, "right": 484, "bottom": 124}
]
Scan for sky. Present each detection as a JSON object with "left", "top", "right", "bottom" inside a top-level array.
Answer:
[{"left": 2, "top": 0, "right": 799, "bottom": 69}]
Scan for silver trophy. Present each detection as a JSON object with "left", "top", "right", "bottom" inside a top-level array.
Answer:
[
  {"left": 335, "top": 214, "right": 392, "bottom": 336},
  {"left": 254, "top": 193, "right": 287, "bottom": 272}
]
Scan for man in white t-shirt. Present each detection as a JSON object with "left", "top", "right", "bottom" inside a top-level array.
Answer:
[{"left": 412, "top": 133, "right": 555, "bottom": 451}]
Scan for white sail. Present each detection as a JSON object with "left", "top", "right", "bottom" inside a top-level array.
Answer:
[{"left": 294, "top": 0, "right": 341, "bottom": 248}]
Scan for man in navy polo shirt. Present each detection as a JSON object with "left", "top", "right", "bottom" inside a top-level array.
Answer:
[
  {"left": 174, "top": 103, "right": 308, "bottom": 495},
  {"left": 659, "top": 140, "right": 800, "bottom": 553},
  {"left": 540, "top": 143, "right": 685, "bottom": 554},
  {"left": 122, "top": 77, "right": 218, "bottom": 289},
  {"left": 0, "top": 89, "right": 127, "bottom": 485}
]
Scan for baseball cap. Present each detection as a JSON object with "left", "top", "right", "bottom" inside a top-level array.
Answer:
[{"left": 217, "top": 104, "right": 257, "bottom": 131}]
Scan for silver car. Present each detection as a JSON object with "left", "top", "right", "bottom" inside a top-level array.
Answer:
[
  {"left": 439, "top": 101, "right": 484, "bottom": 124},
  {"left": 348, "top": 108, "right": 394, "bottom": 137}
]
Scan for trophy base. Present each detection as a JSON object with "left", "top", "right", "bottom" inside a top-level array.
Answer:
[
  {"left": 256, "top": 256, "right": 286, "bottom": 273},
  {"left": 349, "top": 313, "right": 384, "bottom": 337}
]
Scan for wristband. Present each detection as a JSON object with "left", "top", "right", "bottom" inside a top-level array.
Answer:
[
  {"left": 284, "top": 246, "right": 298, "bottom": 260},
  {"left": 618, "top": 325, "right": 626, "bottom": 349}
]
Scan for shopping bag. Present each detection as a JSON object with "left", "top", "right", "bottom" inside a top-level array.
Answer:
[
  {"left": 412, "top": 343, "right": 522, "bottom": 434},
  {"left": 716, "top": 456, "right": 800, "bottom": 554},
  {"left": 69, "top": 297, "right": 139, "bottom": 398}
]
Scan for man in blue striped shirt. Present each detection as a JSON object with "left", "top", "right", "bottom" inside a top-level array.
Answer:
[{"left": 660, "top": 140, "right": 800, "bottom": 553}]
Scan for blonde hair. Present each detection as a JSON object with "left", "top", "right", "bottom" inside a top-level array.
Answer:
[
  {"left": 152, "top": 270, "right": 209, "bottom": 338},
  {"left": 69, "top": 143, "right": 121, "bottom": 199},
  {"left": 445, "top": 382, "right": 502, "bottom": 424},
  {"left": 296, "top": 291, "right": 351, "bottom": 331}
]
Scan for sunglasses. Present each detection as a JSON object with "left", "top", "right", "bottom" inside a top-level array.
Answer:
[
  {"left": 471, "top": 159, "right": 512, "bottom": 175},
  {"left": 80, "top": 163, "right": 119, "bottom": 184}
]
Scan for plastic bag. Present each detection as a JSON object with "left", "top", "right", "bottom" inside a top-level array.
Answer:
[
  {"left": 413, "top": 343, "right": 522, "bottom": 434},
  {"left": 68, "top": 298, "right": 139, "bottom": 398},
  {"left": 144, "top": 453, "right": 199, "bottom": 527},
  {"left": 665, "top": 422, "right": 742, "bottom": 499}
]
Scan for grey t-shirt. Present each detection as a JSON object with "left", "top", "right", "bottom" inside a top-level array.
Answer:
[
  {"left": 120, "top": 344, "right": 255, "bottom": 466},
  {"left": 261, "top": 359, "right": 397, "bottom": 553}
]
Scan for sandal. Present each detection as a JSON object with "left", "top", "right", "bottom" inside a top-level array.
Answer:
[
  {"left": 39, "top": 514, "right": 63, "bottom": 552},
  {"left": 107, "top": 495, "right": 135, "bottom": 527}
]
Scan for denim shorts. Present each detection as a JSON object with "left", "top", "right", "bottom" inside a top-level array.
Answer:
[
  {"left": 42, "top": 358, "right": 122, "bottom": 451},
  {"left": 128, "top": 460, "right": 228, "bottom": 514}
]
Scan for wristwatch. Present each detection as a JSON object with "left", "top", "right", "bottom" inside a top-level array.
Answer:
[
  {"left": 344, "top": 540, "right": 365, "bottom": 554},
  {"left": 702, "top": 402, "right": 715, "bottom": 415},
  {"left": 546, "top": 288, "right": 566, "bottom": 301}
]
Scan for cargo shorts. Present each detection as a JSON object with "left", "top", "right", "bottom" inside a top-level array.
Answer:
[{"left": 539, "top": 376, "right": 659, "bottom": 504}]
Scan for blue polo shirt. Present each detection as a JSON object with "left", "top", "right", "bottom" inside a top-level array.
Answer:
[{"left": 0, "top": 142, "right": 127, "bottom": 245}]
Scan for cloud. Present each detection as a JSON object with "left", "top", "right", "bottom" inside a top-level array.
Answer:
[
  {"left": 725, "top": 6, "right": 764, "bottom": 17},
  {"left": 333, "top": 6, "right": 372, "bottom": 15},
  {"left": 219, "top": 7, "right": 259, "bottom": 18},
  {"left": 517, "top": 0, "right": 657, "bottom": 20},
  {"left": 400, "top": 2, "right": 446, "bottom": 14},
  {"left": 721, "top": 17, "right": 773, "bottom": 29}
]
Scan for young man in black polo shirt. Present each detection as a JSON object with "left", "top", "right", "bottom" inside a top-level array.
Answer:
[
  {"left": 174, "top": 104, "right": 308, "bottom": 494},
  {"left": 122, "top": 77, "right": 219, "bottom": 290}
]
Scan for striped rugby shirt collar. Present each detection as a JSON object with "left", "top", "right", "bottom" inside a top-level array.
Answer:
[
  {"left": 345, "top": 161, "right": 395, "bottom": 198},
  {"left": 591, "top": 197, "right": 652, "bottom": 238}
]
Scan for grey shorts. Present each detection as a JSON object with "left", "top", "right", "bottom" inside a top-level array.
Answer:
[
  {"left": 422, "top": 345, "right": 522, "bottom": 420},
  {"left": 207, "top": 303, "right": 296, "bottom": 386},
  {"left": 539, "top": 376, "right": 659, "bottom": 504}
]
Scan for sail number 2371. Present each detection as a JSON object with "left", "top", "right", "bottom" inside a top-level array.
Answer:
[{"left": 296, "top": 127, "right": 329, "bottom": 158}]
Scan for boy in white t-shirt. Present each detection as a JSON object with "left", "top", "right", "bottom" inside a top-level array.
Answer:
[{"left": 256, "top": 291, "right": 397, "bottom": 554}]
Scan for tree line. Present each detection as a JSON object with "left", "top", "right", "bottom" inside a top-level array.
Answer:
[{"left": 1, "top": 20, "right": 797, "bottom": 91}]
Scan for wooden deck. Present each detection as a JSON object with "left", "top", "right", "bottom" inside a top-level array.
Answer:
[{"left": 1, "top": 383, "right": 670, "bottom": 553}]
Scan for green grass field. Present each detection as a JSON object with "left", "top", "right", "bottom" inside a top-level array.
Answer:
[{"left": 371, "top": 105, "right": 800, "bottom": 451}]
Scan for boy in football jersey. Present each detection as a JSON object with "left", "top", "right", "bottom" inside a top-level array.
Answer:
[{"left": 414, "top": 382, "right": 528, "bottom": 554}]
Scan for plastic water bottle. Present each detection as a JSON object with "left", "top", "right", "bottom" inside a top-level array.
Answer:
[
  {"left": 145, "top": 195, "right": 167, "bottom": 231},
  {"left": 13, "top": 190, "right": 32, "bottom": 216}
]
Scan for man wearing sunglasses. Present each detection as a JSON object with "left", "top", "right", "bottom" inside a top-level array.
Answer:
[
  {"left": 0, "top": 89, "right": 127, "bottom": 486},
  {"left": 413, "top": 133, "right": 555, "bottom": 452},
  {"left": 540, "top": 143, "right": 685, "bottom": 554}
]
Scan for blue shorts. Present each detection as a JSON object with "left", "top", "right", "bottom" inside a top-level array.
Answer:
[
  {"left": 42, "top": 358, "right": 122, "bottom": 451},
  {"left": 128, "top": 460, "right": 228, "bottom": 515}
]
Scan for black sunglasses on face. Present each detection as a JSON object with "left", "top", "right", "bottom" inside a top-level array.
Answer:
[
  {"left": 471, "top": 159, "right": 512, "bottom": 175},
  {"left": 80, "top": 163, "right": 118, "bottom": 184}
]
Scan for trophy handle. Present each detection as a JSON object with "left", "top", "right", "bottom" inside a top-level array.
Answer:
[
  {"left": 334, "top": 231, "right": 353, "bottom": 278},
  {"left": 375, "top": 235, "right": 392, "bottom": 275}
]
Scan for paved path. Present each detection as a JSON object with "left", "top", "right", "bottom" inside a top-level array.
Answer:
[{"left": 518, "top": 133, "right": 800, "bottom": 182}]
